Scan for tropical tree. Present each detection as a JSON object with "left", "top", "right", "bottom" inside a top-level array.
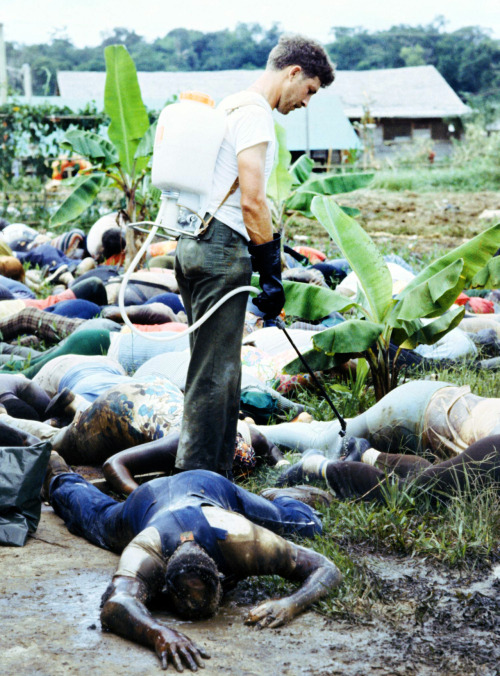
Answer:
[
  {"left": 282, "top": 196, "right": 500, "bottom": 400},
  {"left": 50, "top": 45, "right": 156, "bottom": 231},
  {"left": 266, "top": 122, "right": 374, "bottom": 232}
]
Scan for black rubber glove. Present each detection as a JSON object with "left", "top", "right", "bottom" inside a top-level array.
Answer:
[{"left": 248, "top": 233, "right": 285, "bottom": 320}]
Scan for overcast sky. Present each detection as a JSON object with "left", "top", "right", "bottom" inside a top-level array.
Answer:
[{"left": 1, "top": 0, "right": 499, "bottom": 46}]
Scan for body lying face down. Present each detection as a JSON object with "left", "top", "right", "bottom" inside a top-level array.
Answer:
[{"left": 46, "top": 460, "right": 341, "bottom": 672}]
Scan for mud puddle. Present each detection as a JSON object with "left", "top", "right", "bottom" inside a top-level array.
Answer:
[{"left": 0, "top": 507, "right": 498, "bottom": 675}]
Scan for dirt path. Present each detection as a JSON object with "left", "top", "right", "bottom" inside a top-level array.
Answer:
[
  {"left": 291, "top": 189, "right": 500, "bottom": 256},
  {"left": 1, "top": 506, "right": 498, "bottom": 676}
]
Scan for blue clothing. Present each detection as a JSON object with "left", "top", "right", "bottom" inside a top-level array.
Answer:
[
  {"left": 45, "top": 299, "right": 101, "bottom": 319},
  {"left": 50, "top": 470, "right": 322, "bottom": 564},
  {"left": 146, "top": 292, "right": 185, "bottom": 314},
  {"left": 0, "top": 274, "right": 36, "bottom": 299},
  {"left": 59, "top": 360, "right": 128, "bottom": 402},
  {"left": 16, "top": 244, "right": 78, "bottom": 272},
  {"left": 0, "top": 284, "right": 14, "bottom": 300}
]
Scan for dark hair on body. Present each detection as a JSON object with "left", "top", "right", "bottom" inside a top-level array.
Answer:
[
  {"left": 164, "top": 541, "right": 222, "bottom": 619},
  {"left": 101, "top": 228, "right": 126, "bottom": 259},
  {"left": 267, "top": 34, "right": 335, "bottom": 87}
]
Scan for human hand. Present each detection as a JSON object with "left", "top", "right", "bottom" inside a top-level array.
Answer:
[
  {"left": 244, "top": 598, "right": 295, "bottom": 629},
  {"left": 154, "top": 625, "right": 210, "bottom": 671}
]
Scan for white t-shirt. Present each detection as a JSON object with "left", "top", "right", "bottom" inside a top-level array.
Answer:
[{"left": 205, "top": 91, "right": 276, "bottom": 241}]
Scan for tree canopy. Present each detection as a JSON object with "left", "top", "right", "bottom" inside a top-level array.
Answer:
[{"left": 6, "top": 20, "right": 500, "bottom": 101}]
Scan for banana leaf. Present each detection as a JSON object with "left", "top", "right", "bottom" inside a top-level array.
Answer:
[
  {"left": 312, "top": 319, "right": 384, "bottom": 355},
  {"left": 312, "top": 195, "right": 393, "bottom": 323},
  {"left": 398, "top": 222, "right": 500, "bottom": 298},
  {"left": 290, "top": 154, "right": 314, "bottom": 185},
  {"left": 395, "top": 306, "right": 465, "bottom": 349},
  {"left": 283, "top": 347, "right": 348, "bottom": 375},
  {"left": 286, "top": 171, "right": 374, "bottom": 215},
  {"left": 283, "top": 280, "right": 357, "bottom": 320},
  {"left": 134, "top": 121, "right": 158, "bottom": 160},
  {"left": 104, "top": 45, "right": 150, "bottom": 176},
  {"left": 267, "top": 122, "right": 293, "bottom": 205},
  {"left": 394, "top": 259, "right": 466, "bottom": 321},
  {"left": 61, "top": 129, "right": 119, "bottom": 166},
  {"left": 50, "top": 173, "right": 109, "bottom": 227},
  {"left": 470, "top": 255, "right": 500, "bottom": 289}
]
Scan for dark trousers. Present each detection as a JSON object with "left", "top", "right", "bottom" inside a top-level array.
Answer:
[
  {"left": 325, "top": 435, "right": 500, "bottom": 502},
  {"left": 174, "top": 218, "right": 252, "bottom": 472},
  {"left": 50, "top": 470, "right": 322, "bottom": 552}
]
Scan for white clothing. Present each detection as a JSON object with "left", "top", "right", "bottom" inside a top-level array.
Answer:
[
  {"left": 86, "top": 213, "right": 126, "bottom": 259},
  {"left": 414, "top": 327, "right": 477, "bottom": 360},
  {"left": 1, "top": 223, "right": 38, "bottom": 245},
  {"left": 206, "top": 91, "right": 276, "bottom": 241}
]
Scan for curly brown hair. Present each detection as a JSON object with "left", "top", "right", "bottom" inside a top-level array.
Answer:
[{"left": 267, "top": 34, "right": 335, "bottom": 87}]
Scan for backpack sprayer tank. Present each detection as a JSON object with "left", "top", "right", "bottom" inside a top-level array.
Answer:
[
  {"left": 151, "top": 91, "right": 226, "bottom": 238},
  {"left": 118, "top": 91, "right": 260, "bottom": 341}
]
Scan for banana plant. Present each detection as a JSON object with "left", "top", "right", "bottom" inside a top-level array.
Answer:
[
  {"left": 283, "top": 195, "right": 500, "bottom": 400},
  {"left": 50, "top": 45, "right": 156, "bottom": 229},
  {"left": 266, "top": 121, "right": 374, "bottom": 231}
]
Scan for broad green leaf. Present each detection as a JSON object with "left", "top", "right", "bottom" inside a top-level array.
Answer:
[
  {"left": 49, "top": 173, "right": 109, "bottom": 227},
  {"left": 470, "top": 256, "right": 500, "bottom": 289},
  {"left": 306, "top": 171, "right": 374, "bottom": 194},
  {"left": 61, "top": 129, "right": 119, "bottom": 165},
  {"left": 267, "top": 122, "right": 293, "bottom": 205},
  {"left": 395, "top": 259, "right": 465, "bottom": 321},
  {"left": 286, "top": 171, "right": 374, "bottom": 213},
  {"left": 340, "top": 206, "right": 361, "bottom": 218},
  {"left": 312, "top": 319, "right": 384, "bottom": 355},
  {"left": 312, "top": 195, "right": 393, "bottom": 323},
  {"left": 398, "top": 222, "right": 500, "bottom": 298},
  {"left": 398, "top": 307, "right": 465, "bottom": 349},
  {"left": 290, "top": 154, "right": 314, "bottom": 185},
  {"left": 283, "top": 347, "right": 347, "bottom": 375},
  {"left": 134, "top": 121, "right": 157, "bottom": 160},
  {"left": 283, "top": 280, "right": 357, "bottom": 320},
  {"left": 104, "top": 45, "right": 150, "bottom": 176}
]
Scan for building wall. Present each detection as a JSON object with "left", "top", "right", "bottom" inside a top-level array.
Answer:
[{"left": 352, "top": 117, "right": 463, "bottom": 162}]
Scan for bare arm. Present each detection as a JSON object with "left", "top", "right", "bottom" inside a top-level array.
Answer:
[
  {"left": 249, "top": 425, "right": 286, "bottom": 466},
  {"left": 102, "top": 432, "right": 180, "bottom": 494},
  {"left": 211, "top": 510, "right": 341, "bottom": 628},
  {"left": 101, "top": 575, "right": 209, "bottom": 671},
  {"left": 244, "top": 543, "right": 342, "bottom": 628},
  {"left": 238, "top": 142, "right": 273, "bottom": 245}
]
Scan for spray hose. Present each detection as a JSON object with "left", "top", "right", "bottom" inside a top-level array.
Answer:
[
  {"left": 118, "top": 221, "right": 260, "bottom": 342},
  {"left": 118, "top": 222, "right": 348, "bottom": 449}
]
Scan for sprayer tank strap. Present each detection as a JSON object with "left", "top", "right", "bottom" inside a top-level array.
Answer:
[
  {"left": 195, "top": 98, "right": 269, "bottom": 237},
  {"left": 197, "top": 177, "right": 239, "bottom": 236}
]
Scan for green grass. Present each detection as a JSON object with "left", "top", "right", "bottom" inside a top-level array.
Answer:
[
  {"left": 370, "top": 164, "right": 500, "bottom": 192},
  {"left": 240, "top": 352, "right": 500, "bottom": 620}
]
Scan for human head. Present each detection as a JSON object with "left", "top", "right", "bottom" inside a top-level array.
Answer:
[
  {"left": 164, "top": 541, "right": 222, "bottom": 619},
  {"left": 101, "top": 228, "right": 126, "bottom": 259},
  {"left": 267, "top": 34, "right": 335, "bottom": 88}
]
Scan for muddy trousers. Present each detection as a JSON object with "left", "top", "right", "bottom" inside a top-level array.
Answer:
[
  {"left": 174, "top": 218, "right": 252, "bottom": 473},
  {"left": 49, "top": 470, "right": 322, "bottom": 552}
]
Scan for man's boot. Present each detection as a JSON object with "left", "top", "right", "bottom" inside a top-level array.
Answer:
[{"left": 41, "top": 451, "right": 72, "bottom": 502}]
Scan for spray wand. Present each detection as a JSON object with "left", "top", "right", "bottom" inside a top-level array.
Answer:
[{"left": 270, "top": 317, "right": 348, "bottom": 449}]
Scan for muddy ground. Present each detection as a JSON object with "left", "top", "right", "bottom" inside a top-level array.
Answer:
[
  {"left": 1, "top": 189, "right": 500, "bottom": 675},
  {"left": 292, "top": 189, "right": 500, "bottom": 256},
  {"left": 1, "top": 504, "right": 498, "bottom": 676}
]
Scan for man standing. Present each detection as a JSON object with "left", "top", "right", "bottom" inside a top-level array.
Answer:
[{"left": 174, "top": 35, "right": 335, "bottom": 477}]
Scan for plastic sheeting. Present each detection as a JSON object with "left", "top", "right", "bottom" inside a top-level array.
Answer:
[{"left": 0, "top": 441, "right": 51, "bottom": 547}]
